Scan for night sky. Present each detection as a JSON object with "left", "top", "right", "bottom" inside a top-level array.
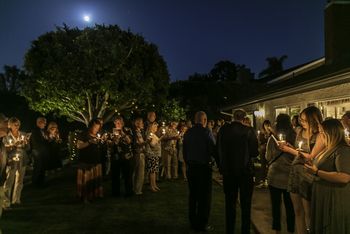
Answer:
[{"left": 0, "top": 0, "right": 326, "bottom": 81}]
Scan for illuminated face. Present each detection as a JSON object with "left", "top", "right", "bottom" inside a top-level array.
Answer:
[
  {"left": 147, "top": 112, "right": 156, "bottom": 123},
  {"left": 135, "top": 119, "right": 144, "bottom": 129},
  {"left": 299, "top": 113, "right": 309, "bottom": 130},
  {"left": 9, "top": 121, "right": 20, "bottom": 133},
  {"left": 37, "top": 119, "right": 47, "bottom": 129},
  {"left": 114, "top": 119, "right": 123, "bottom": 130},
  {"left": 49, "top": 126, "right": 58, "bottom": 135},
  {"left": 150, "top": 124, "right": 158, "bottom": 133},
  {"left": 90, "top": 123, "right": 101, "bottom": 135}
]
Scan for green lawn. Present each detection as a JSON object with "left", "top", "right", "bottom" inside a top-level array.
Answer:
[{"left": 0, "top": 167, "right": 244, "bottom": 234}]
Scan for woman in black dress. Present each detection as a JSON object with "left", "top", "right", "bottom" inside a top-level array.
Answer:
[
  {"left": 76, "top": 119, "right": 104, "bottom": 202},
  {"left": 46, "top": 122, "right": 63, "bottom": 171}
]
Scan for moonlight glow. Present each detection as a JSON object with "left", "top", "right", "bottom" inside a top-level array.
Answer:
[{"left": 83, "top": 15, "right": 91, "bottom": 22}]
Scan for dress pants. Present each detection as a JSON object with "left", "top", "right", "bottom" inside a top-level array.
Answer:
[
  {"left": 223, "top": 174, "right": 254, "bottom": 234},
  {"left": 187, "top": 163, "right": 212, "bottom": 231},
  {"left": 3, "top": 166, "right": 26, "bottom": 207},
  {"left": 268, "top": 185, "right": 295, "bottom": 232},
  {"left": 111, "top": 158, "right": 133, "bottom": 196},
  {"left": 133, "top": 153, "right": 145, "bottom": 195},
  {"left": 165, "top": 149, "right": 178, "bottom": 179},
  {"left": 32, "top": 152, "right": 46, "bottom": 187}
]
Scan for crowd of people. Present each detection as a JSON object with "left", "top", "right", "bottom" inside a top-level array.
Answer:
[
  {"left": 0, "top": 107, "right": 349, "bottom": 234},
  {"left": 256, "top": 106, "right": 350, "bottom": 234}
]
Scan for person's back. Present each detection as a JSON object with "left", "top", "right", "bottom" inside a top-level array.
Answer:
[
  {"left": 218, "top": 121, "right": 258, "bottom": 176},
  {"left": 183, "top": 124, "right": 215, "bottom": 165},
  {"left": 216, "top": 109, "right": 258, "bottom": 234}
]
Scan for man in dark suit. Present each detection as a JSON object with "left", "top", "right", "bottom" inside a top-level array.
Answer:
[
  {"left": 217, "top": 109, "right": 259, "bottom": 234},
  {"left": 31, "top": 117, "right": 49, "bottom": 188},
  {"left": 183, "top": 111, "right": 216, "bottom": 232}
]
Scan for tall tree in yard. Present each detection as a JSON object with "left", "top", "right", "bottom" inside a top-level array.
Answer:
[{"left": 22, "top": 24, "right": 169, "bottom": 126}]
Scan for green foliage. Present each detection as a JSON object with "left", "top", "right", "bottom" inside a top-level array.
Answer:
[
  {"left": 160, "top": 99, "right": 187, "bottom": 121},
  {"left": 22, "top": 24, "right": 169, "bottom": 125}
]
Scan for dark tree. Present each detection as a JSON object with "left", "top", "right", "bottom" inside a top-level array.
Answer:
[
  {"left": 258, "top": 55, "right": 288, "bottom": 78},
  {"left": 22, "top": 24, "right": 170, "bottom": 126},
  {"left": 0, "top": 65, "right": 27, "bottom": 93}
]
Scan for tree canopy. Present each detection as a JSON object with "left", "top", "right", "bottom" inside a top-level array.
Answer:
[
  {"left": 0, "top": 65, "right": 26, "bottom": 93},
  {"left": 22, "top": 24, "right": 170, "bottom": 126},
  {"left": 258, "top": 55, "right": 288, "bottom": 78}
]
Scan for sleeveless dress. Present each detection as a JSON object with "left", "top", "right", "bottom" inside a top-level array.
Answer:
[{"left": 287, "top": 131, "right": 317, "bottom": 200}]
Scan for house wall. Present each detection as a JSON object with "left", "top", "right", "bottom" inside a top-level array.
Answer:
[{"left": 242, "top": 82, "right": 350, "bottom": 130}]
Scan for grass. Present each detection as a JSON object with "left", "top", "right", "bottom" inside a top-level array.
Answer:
[{"left": 0, "top": 166, "right": 245, "bottom": 234}]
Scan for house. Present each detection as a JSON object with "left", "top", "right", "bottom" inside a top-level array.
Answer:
[{"left": 220, "top": 0, "right": 350, "bottom": 129}]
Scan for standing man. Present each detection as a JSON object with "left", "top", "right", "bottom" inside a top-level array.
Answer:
[
  {"left": 183, "top": 111, "right": 216, "bottom": 232},
  {"left": 30, "top": 117, "right": 49, "bottom": 188},
  {"left": 217, "top": 109, "right": 259, "bottom": 234}
]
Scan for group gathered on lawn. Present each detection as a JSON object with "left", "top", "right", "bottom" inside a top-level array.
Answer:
[{"left": 0, "top": 107, "right": 350, "bottom": 234}]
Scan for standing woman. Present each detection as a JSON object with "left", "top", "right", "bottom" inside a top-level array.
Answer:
[
  {"left": 145, "top": 122, "right": 162, "bottom": 192},
  {"left": 46, "top": 122, "right": 63, "bottom": 172},
  {"left": 2, "top": 117, "right": 30, "bottom": 208},
  {"left": 304, "top": 119, "right": 350, "bottom": 233},
  {"left": 279, "top": 106, "right": 325, "bottom": 234},
  {"left": 109, "top": 116, "right": 133, "bottom": 197},
  {"left": 265, "top": 114, "right": 295, "bottom": 234},
  {"left": 76, "top": 119, "right": 104, "bottom": 203},
  {"left": 257, "top": 119, "right": 274, "bottom": 188}
]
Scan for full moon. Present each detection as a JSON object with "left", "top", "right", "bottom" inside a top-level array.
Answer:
[{"left": 83, "top": 15, "right": 91, "bottom": 22}]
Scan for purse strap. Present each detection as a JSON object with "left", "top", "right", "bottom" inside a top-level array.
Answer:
[{"left": 267, "top": 151, "right": 284, "bottom": 167}]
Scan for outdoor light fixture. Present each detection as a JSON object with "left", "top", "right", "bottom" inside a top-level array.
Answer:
[{"left": 254, "top": 110, "right": 265, "bottom": 118}]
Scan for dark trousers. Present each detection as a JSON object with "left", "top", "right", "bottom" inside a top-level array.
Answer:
[
  {"left": 111, "top": 159, "right": 133, "bottom": 196},
  {"left": 187, "top": 164, "right": 212, "bottom": 231},
  {"left": 268, "top": 185, "right": 295, "bottom": 232},
  {"left": 32, "top": 153, "right": 46, "bottom": 187},
  {"left": 223, "top": 174, "right": 254, "bottom": 234}
]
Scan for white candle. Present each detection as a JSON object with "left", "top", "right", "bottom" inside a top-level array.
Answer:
[
  {"left": 97, "top": 133, "right": 101, "bottom": 138},
  {"left": 162, "top": 129, "right": 166, "bottom": 135},
  {"left": 257, "top": 130, "right": 260, "bottom": 135},
  {"left": 278, "top": 134, "right": 285, "bottom": 143},
  {"left": 9, "top": 139, "right": 13, "bottom": 145},
  {"left": 298, "top": 141, "right": 303, "bottom": 150}
]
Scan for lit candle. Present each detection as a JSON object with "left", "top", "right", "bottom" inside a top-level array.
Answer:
[
  {"left": 150, "top": 132, "right": 153, "bottom": 137},
  {"left": 162, "top": 129, "right": 166, "bottom": 135},
  {"left": 162, "top": 122, "right": 165, "bottom": 127},
  {"left": 97, "top": 133, "right": 101, "bottom": 139},
  {"left": 278, "top": 134, "right": 285, "bottom": 143},
  {"left": 298, "top": 141, "right": 303, "bottom": 150},
  {"left": 9, "top": 139, "right": 13, "bottom": 145},
  {"left": 21, "top": 135, "right": 25, "bottom": 141},
  {"left": 257, "top": 130, "right": 260, "bottom": 135}
]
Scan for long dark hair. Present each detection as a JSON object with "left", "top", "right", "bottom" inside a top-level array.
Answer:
[{"left": 276, "top": 114, "right": 295, "bottom": 145}]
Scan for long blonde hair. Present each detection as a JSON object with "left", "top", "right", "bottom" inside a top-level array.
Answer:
[{"left": 316, "top": 119, "right": 347, "bottom": 162}]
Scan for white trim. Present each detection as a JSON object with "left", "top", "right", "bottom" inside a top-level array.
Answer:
[{"left": 267, "top": 58, "right": 325, "bottom": 84}]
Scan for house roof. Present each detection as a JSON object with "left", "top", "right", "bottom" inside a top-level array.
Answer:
[{"left": 220, "top": 60, "right": 350, "bottom": 111}]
